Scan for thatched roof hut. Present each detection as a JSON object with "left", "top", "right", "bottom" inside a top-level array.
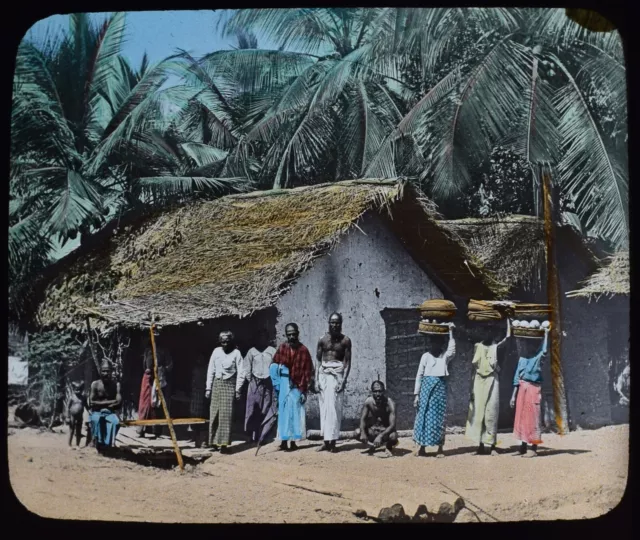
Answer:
[
  {"left": 36, "top": 180, "right": 507, "bottom": 332},
  {"left": 437, "top": 215, "right": 600, "bottom": 295},
  {"left": 436, "top": 215, "right": 545, "bottom": 292},
  {"left": 566, "top": 251, "right": 630, "bottom": 299}
]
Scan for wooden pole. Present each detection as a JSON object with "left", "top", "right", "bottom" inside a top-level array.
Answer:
[
  {"left": 149, "top": 323, "right": 184, "bottom": 471},
  {"left": 85, "top": 316, "right": 102, "bottom": 374},
  {"left": 541, "top": 164, "right": 569, "bottom": 435}
]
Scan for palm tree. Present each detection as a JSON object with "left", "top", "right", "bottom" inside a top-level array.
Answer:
[
  {"left": 10, "top": 12, "right": 252, "bottom": 324},
  {"left": 214, "top": 8, "right": 627, "bottom": 249}
]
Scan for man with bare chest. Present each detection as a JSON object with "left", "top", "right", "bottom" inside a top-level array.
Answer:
[
  {"left": 88, "top": 360, "right": 122, "bottom": 450},
  {"left": 315, "top": 313, "right": 351, "bottom": 452},
  {"left": 355, "top": 381, "right": 398, "bottom": 457}
]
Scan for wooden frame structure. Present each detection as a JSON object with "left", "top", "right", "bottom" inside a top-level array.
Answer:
[{"left": 112, "top": 323, "right": 206, "bottom": 470}]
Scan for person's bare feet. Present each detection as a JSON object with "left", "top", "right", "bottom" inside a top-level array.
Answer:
[
  {"left": 522, "top": 450, "right": 538, "bottom": 458},
  {"left": 383, "top": 448, "right": 394, "bottom": 458},
  {"left": 288, "top": 442, "right": 298, "bottom": 452},
  {"left": 316, "top": 443, "right": 329, "bottom": 452},
  {"left": 435, "top": 445, "right": 445, "bottom": 458},
  {"left": 279, "top": 442, "right": 288, "bottom": 451},
  {"left": 415, "top": 446, "right": 426, "bottom": 457}
]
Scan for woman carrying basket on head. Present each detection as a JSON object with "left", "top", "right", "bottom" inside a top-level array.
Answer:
[{"left": 413, "top": 323, "right": 456, "bottom": 458}]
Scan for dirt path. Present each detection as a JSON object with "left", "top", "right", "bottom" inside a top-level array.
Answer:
[{"left": 8, "top": 423, "right": 628, "bottom": 523}]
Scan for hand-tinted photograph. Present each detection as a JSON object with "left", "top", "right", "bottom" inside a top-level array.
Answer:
[{"left": 8, "top": 7, "right": 629, "bottom": 523}]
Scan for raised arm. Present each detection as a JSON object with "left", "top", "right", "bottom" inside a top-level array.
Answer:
[
  {"left": 539, "top": 328, "right": 549, "bottom": 357},
  {"left": 496, "top": 319, "right": 512, "bottom": 348},
  {"left": 443, "top": 326, "right": 456, "bottom": 363}
]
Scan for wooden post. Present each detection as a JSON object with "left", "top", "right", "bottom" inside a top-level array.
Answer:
[
  {"left": 541, "top": 164, "right": 569, "bottom": 435},
  {"left": 85, "top": 316, "right": 102, "bottom": 374},
  {"left": 149, "top": 323, "right": 184, "bottom": 471}
]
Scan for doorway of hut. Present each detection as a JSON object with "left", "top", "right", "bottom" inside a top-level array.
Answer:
[{"left": 123, "top": 307, "right": 279, "bottom": 441}]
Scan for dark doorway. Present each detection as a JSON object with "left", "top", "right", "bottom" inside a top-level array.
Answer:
[{"left": 381, "top": 308, "right": 429, "bottom": 430}]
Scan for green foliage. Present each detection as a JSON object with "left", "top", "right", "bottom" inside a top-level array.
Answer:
[
  {"left": 9, "top": 8, "right": 629, "bottom": 316},
  {"left": 21, "top": 330, "right": 84, "bottom": 424}
]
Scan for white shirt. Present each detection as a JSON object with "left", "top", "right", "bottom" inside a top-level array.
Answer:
[
  {"left": 206, "top": 347, "right": 243, "bottom": 393},
  {"left": 238, "top": 346, "right": 276, "bottom": 386},
  {"left": 414, "top": 336, "right": 456, "bottom": 394}
]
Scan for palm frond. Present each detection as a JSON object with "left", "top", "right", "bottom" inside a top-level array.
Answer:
[
  {"left": 103, "top": 54, "right": 186, "bottom": 139},
  {"left": 199, "top": 49, "right": 316, "bottom": 95},
  {"left": 552, "top": 54, "right": 628, "bottom": 248},
  {"left": 180, "top": 143, "right": 228, "bottom": 168},
  {"left": 533, "top": 8, "right": 623, "bottom": 60},
  {"left": 220, "top": 8, "right": 341, "bottom": 54},
  {"left": 45, "top": 170, "right": 103, "bottom": 236},
  {"left": 510, "top": 55, "right": 559, "bottom": 164},
  {"left": 364, "top": 68, "right": 459, "bottom": 181},
  {"left": 137, "top": 175, "right": 252, "bottom": 201}
]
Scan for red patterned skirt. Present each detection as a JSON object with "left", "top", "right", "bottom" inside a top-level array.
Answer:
[{"left": 513, "top": 380, "right": 543, "bottom": 445}]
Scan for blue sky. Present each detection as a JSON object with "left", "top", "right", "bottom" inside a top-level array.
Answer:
[{"left": 24, "top": 10, "right": 283, "bottom": 66}]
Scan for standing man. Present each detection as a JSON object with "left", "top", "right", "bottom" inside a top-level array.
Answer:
[
  {"left": 316, "top": 313, "right": 352, "bottom": 453},
  {"left": 271, "top": 323, "right": 314, "bottom": 451},
  {"left": 240, "top": 329, "right": 277, "bottom": 443},
  {"left": 355, "top": 381, "right": 398, "bottom": 457},
  {"left": 413, "top": 323, "right": 456, "bottom": 458},
  {"left": 205, "top": 331, "right": 243, "bottom": 453},
  {"left": 465, "top": 319, "right": 511, "bottom": 455},
  {"left": 88, "top": 359, "right": 122, "bottom": 451}
]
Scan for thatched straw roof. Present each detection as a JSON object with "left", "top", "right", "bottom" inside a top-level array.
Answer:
[
  {"left": 437, "top": 215, "right": 546, "bottom": 292},
  {"left": 437, "top": 215, "right": 601, "bottom": 294},
  {"left": 566, "top": 251, "right": 630, "bottom": 299},
  {"left": 36, "top": 180, "right": 507, "bottom": 332}
]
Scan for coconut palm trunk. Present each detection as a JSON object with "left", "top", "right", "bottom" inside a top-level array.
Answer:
[{"left": 541, "top": 162, "right": 569, "bottom": 435}]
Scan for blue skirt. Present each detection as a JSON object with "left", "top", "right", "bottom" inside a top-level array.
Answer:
[{"left": 413, "top": 376, "right": 447, "bottom": 447}]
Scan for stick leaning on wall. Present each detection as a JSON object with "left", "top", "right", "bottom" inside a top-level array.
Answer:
[{"left": 149, "top": 322, "right": 185, "bottom": 471}]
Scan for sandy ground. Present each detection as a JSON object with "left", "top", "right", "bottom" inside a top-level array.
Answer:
[{"left": 8, "top": 421, "right": 628, "bottom": 523}]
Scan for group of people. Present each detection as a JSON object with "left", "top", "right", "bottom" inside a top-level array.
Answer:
[
  {"left": 200, "top": 313, "right": 352, "bottom": 453},
  {"left": 71, "top": 312, "right": 550, "bottom": 459},
  {"left": 66, "top": 358, "right": 123, "bottom": 450},
  {"left": 414, "top": 320, "right": 549, "bottom": 458}
]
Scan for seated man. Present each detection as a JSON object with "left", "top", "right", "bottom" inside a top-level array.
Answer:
[
  {"left": 354, "top": 381, "right": 398, "bottom": 457},
  {"left": 89, "top": 359, "right": 122, "bottom": 451}
]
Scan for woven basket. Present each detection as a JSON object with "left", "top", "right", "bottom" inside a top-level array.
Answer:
[
  {"left": 513, "top": 303, "right": 551, "bottom": 319},
  {"left": 468, "top": 311, "right": 503, "bottom": 322},
  {"left": 418, "top": 321, "right": 449, "bottom": 335},
  {"left": 513, "top": 327, "right": 546, "bottom": 338},
  {"left": 419, "top": 300, "right": 456, "bottom": 320},
  {"left": 418, "top": 309, "right": 456, "bottom": 319}
]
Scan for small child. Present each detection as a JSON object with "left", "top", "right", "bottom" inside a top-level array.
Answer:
[{"left": 67, "top": 382, "right": 86, "bottom": 447}]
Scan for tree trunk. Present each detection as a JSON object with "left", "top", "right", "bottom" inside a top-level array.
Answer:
[{"left": 541, "top": 164, "right": 569, "bottom": 435}]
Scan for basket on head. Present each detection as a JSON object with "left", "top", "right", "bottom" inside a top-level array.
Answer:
[
  {"left": 513, "top": 303, "right": 551, "bottom": 320},
  {"left": 419, "top": 299, "right": 457, "bottom": 320},
  {"left": 513, "top": 327, "right": 546, "bottom": 338},
  {"left": 418, "top": 321, "right": 449, "bottom": 335},
  {"left": 467, "top": 299, "right": 514, "bottom": 321}
]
